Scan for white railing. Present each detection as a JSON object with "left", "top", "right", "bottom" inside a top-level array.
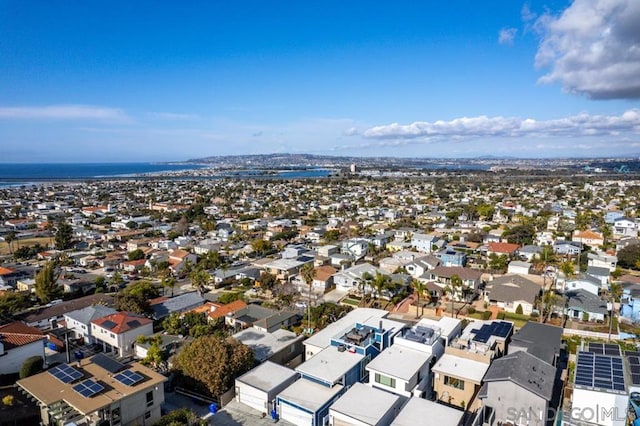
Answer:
[{"left": 562, "top": 328, "right": 619, "bottom": 340}]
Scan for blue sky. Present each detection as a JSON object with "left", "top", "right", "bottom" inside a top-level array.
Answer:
[{"left": 1, "top": 0, "right": 639, "bottom": 162}]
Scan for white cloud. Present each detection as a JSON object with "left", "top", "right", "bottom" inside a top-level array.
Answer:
[
  {"left": 362, "top": 109, "right": 640, "bottom": 140},
  {"left": 498, "top": 27, "right": 518, "bottom": 45},
  {"left": 343, "top": 127, "right": 359, "bottom": 136},
  {"left": 534, "top": 0, "right": 640, "bottom": 99},
  {"left": 521, "top": 3, "right": 537, "bottom": 22},
  {"left": 0, "top": 104, "right": 129, "bottom": 121}
]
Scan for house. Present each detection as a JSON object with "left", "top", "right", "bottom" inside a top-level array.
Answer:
[
  {"left": 64, "top": 305, "right": 118, "bottom": 344},
  {"left": 233, "top": 328, "right": 305, "bottom": 366},
  {"left": 276, "top": 377, "right": 344, "bottom": 426},
  {"left": 91, "top": 312, "right": 154, "bottom": 357},
  {"left": 587, "top": 252, "right": 618, "bottom": 272},
  {"left": 17, "top": 355, "right": 166, "bottom": 426},
  {"left": 571, "top": 344, "right": 628, "bottom": 426},
  {"left": 484, "top": 274, "right": 541, "bottom": 315},
  {"left": 562, "top": 275, "right": 601, "bottom": 296},
  {"left": 226, "top": 305, "right": 280, "bottom": 330},
  {"left": 328, "top": 383, "right": 405, "bottom": 426},
  {"left": 253, "top": 311, "right": 299, "bottom": 333},
  {"left": 341, "top": 238, "right": 370, "bottom": 259},
  {"left": 150, "top": 291, "right": 205, "bottom": 321},
  {"left": 405, "top": 255, "right": 440, "bottom": 278},
  {"left": 295, "top": 265, "right": 337, "bottom": 293},
  {"left": 507, "top": 260, "right": 531, "bottom": 275},
  {"left": 566, "top": 289, "right": 608, "bottom": 322},
  {"left": 614, "top": 217, "right": 638, "bottom": 239},
  {"left": 573, "top": 230, "right": 605, "bottom": 247},
  {"left": 411, "top": 233, "right": 439, "bottom": 253},
  {"left": 432, "top": 320, "right": 513, "bottom": 410},
  {"left": 366, "top": 322, "right": 444, "bottom": 398},
  {"left": 391, "top": 397, "right": 463, "bottom": 426},
  {"left": 509, "top": 322, "right": 562, "bottom": 366},
  {"left": 302, "top": 308, "right": 392, "bottom": 360},
  {"left": 432, "top": 353, "right": 488, "bottom": 410},
  {"left": 0, "top": 321, "right": 46, "bottom": 375},
  {"left": 428, "top": 266, "right": 483, "bottom": 300},
  {"left": 18, "top": 294, "right": 115, "bottom": 330},
  {"left": 552, "top": 240, "right": 582, "bottom": 256},
  {"left": 586, "top": 265, "right": 610, "bottom": 288},
  {"left": 477, "top": 351, "right": 557, "bottom": 426},
  {"left": 205, "top": 299, "right": 248, "bottom": 322},
  {"left": 487, "top": 242, "right": 520, "bottom": 257},
  {"left": 134, "top": 333, "right": 183, "bottom": 360},
  {"left": 333, "top": 263, "right": 385, "bottom": 292},
  {"left": 620, "top": 281, "right": 640, "bottom": 323},
  {"left": 235, "top": 361, "right": 299, "bottom": 415},
  {"left": 436, "top": 249, "right": 467, "bottom": 267},
  {"left": 518, "top": 245, "right": 543, "bottom": 262}
]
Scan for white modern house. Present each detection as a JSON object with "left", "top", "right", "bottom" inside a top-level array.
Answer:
[
  {"left": 328, "top": 383, "right": 405, "bottom": 426},
  {"left": 235, "top": 361, "right": 299, "bottom": 415},
  {"left": 90, "top": 312, "right": 153, "bottom": 357},
  {"left": 64, "top": 305, "right": 118, "bottom": 344}
]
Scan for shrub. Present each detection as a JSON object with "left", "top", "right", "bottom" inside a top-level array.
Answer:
[
  {"left": 20, "top": 356, "right": 43, "bottom": 379},
  {"left": 2, "top": 395, "right": 14, "bottom": 406},
  {"left": 482, "top": 310, "right": 492, "bottom": 320},
  {"left": 515, "top": 304, "right": 523, "bottom": 315}
]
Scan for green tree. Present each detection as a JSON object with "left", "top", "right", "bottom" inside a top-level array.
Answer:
[
  {"left": 411, "top": 279, "right": 426, "bottom": 318},
  {"left": 174, "top": 336, "right": 255, "bottom": 397},
  {"left": 94, "top": 275, "right": 106, "bottom": 293},
  {"left": 488, "top": 253, "right": 509, "bottom": 273},
  {"left": 371, "top": 273, "right": 391, "bottom": 301},
  {"left": 127, "top": 249, "right": 145, "bottom": 261},
  {"left": 516, "top": 304, "right": 524, "bottom": 315},
  {"left": 217, "top": 291, "right": 245, "bottom": 305},
  {"left": 618, "top": 244, "right": 640, "bottom": 269},
  {"left": 301, "top": 263, "right": 316, "bottom": 332},
  {"left": 258, "top": 271, "right": 278, "bottom": 291},
  {"left": 154, "top": 408, "right": 207, "bottom": 426},
  {"left": 0, "top": 292, "right": 31, "bottom": 314},
  {"left": 444, "top": 274, "right": 462, "bottom": 318},
  {"left": 114, "top": 292, "right": 151, "bottom": 315},
  {"left": 250, "top": 239, "right": 272, "bottom": 257},
  {"left": 20, "top": 356, "right": 44, "bottom": 378},
  {"left": 35, "top": 261, "right": 61, "bottom": 303},
  {"left": 4, "top": 231, "right": 16, "bottom": 254},
  {"left": 161, "top": 275, "right": 177, "bottom": 297},
  {"left": 190, "top": 267, "right": 211, "bottom": 291},
  {"left": 54, "top": 219, "right": 73, "bottom": 250}
]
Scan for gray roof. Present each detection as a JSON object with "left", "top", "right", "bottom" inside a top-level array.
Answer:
[
  {"left": 586, "top": 266, "right": 610, "bottom": 278},
  {"left": 330, "top": 383, "right": 402, "bottom": 425},
  {"left": 485, "top": 274, "right": 540, "bottom": 304},
  {"left": 234, "top": 328, "right": 303, "bottom": 362},
  {"left": 253, "top": 311, "right": 299, "bottom": 330},
  {"left": 482, "top": 350, "right": 556, "bottom": 401},
  {"left": 233, "top": 304, "right": 278, "bottom": 324},
  {"left": 236, "top": 361, "right": 298, "bottom": 393},
  {"left": 519, "top": 245, "right": 542, "bottom": 254},
  {"left": 19, "top": 294, "right": 115, "bottom": 323},
  {"left": 151, "top": 292, "right": 205, "bottom": 320},
  {"left": 64, "top": 305, "right": 117, "bottom": 325},
  {"left": 510, "top": 322, "right": 562, "bottom": 366},
  {"left": 566, "top": 289, "right": 608, "bottom": 315}
]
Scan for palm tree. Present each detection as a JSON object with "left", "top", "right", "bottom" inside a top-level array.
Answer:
[
  {"left": 444, "top": 274, "right": 462, "bottom": 318},
  {"left": 358, "top": 272, "right": 374, "bottom": 307},
  {"left": 371, "top": 273, "right": 391, "bottom": 307},
  {"left": 608, "top": 281, "right": 623, "bottom": 341},
  {"left": 300, "top": 263, "right": 316, "bottom": 334},
  {"left": 189, "top": 267, "right": 210, "bottom": 292},
  {"left": 162, "top": 275, "right": 177, "bottom": 297},
  {"left": 411, "top": 279, "right": 426, "bottom": 318}
]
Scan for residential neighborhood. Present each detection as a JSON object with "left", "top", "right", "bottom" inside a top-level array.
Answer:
[{"left": 1, "top": 172, "right": 640, "bottom": 426}]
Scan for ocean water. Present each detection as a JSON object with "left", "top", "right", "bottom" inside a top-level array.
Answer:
[{"left": 0, "top": 162, "right": 207, "bottom": 186}]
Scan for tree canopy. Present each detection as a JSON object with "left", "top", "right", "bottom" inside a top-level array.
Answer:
[
  {"left": 618, "top": 244, "right": 640, "bottom": 269},
  {"left": 54, "top": 219, "right": 74, "bottom": 250},
  {"left": 174, "top": 336, "right": 254, "bottom": 397},
  {"left": 35, "top": 261, "right": 61, "bottom": 303}
]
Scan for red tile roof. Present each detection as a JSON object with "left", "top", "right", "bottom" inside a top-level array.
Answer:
[
  {"left": 0, "top": 267, "right": 15, "bottom": 275},
  {"left": 91, "top": 312, "right": 152, "bottom": 334},
  {"left": 208, "top": 300, "right": 248, "bottom": 320},
  {"left": 488, "top": 242, "right": 520, "bottom": 254},
  {"left": 0, "top": 321, "right": 46, "bottom": 350}
]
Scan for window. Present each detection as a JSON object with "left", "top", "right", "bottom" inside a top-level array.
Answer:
[
  {"left": 146, "top": 391, "right": 153, "bottom": 407},
  {"left": 144, "top": 411, "right": 151, "bottom": 419},
  {"left": 110, "top": 333, "right": 115, "bottom": 338},
  {"left": 375, "top": 373, "right": 396, "bottom": 388},
  {"left": 444, "top": 375, "right": 465, "bottom": 390}
]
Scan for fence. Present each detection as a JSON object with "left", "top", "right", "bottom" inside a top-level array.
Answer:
[{"left": 562, "top": 328, "right": 620, "bottom": 340}]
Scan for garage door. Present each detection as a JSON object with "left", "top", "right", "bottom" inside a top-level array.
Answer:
[
  {"left": 280, "top": 402, "right": 313, "bottom": 426},
  {"left": 238, "top": 391, "right": 267, "bottom": 414}
]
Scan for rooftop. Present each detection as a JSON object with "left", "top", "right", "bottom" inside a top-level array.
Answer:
[
  {"left": 330, "top": 383, "right": 403, "bottom": 425},
  {"left": 17, "top": 356, "right": 166, "bottom": 415},
  {"left": 296, "top": 345, "right": 364, "bottom": 385},
  {"left": 233, "top": 328, "right": 303, "bottom": 362},
  {"left": 391, "top": 397, "right": 463, "bottom": 426},
  {"left": 236, "top": 361, "right": 298, "bottom": 393},
  {"left": 366, "top": 345, "right": 432, "bottom": 381},
  {"left": 277, "top": 378, "right": 343, "bottom": 412},
  {"left": 432, "top": 353, "right": 489, "bottom": 383}
]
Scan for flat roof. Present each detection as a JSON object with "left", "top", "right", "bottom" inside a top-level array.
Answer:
[
  {"left": 277, "top": 379, "right": 343, "bottom": 412},
  {"left": 432, "top": 353, "right": 489, "bottom": 383},
  {"left": 236, "top": 361, "right": 298, "bottom": 393},
  {"left": 296, "top": 346, "right": 363, "bottom": 385},
  {"left": 17, "top": 357, "right": 166, "bottom": 415},
  {"left": 234, "top": 328, "right": 303, "bottom": 362},
  {"left": 366, "top": 345, "right": 431, "bottom": 381},
  {"left": 391, "top": 398, "right": 463, "bottom": 426},
  {"left": 330, "top": 383, "right": 402, "bottom": 425},
  {"left": 304, "top": 308, "right": 389, "bottom": 350}
]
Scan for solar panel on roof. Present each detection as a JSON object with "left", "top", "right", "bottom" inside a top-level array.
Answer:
[
  {"left": 48, "top": 364, "right": 83, "bottom": 384},
  {"left": 631, "top": 365, "right": 640, "bottom": 375},
  {"left": 627, "top": 351, "right": 640, "bottom": 357},
  {"left": 630, "top": 357, "right": 640, "bottom": 366},
  {"left": 632, "top": 374, "right": 640, "bottom": 385},
  {"left": 72, "top": 379, "right": 104, "bottom": 398},
  {"left": 575, "top": 351, "right": 626, "bottom": 392},
  {"left": 113, "top": 369, "right": 144, "bottom": 386},
  {"left": 102, "top": 320, "right": 117, "bottom": 330},
  {"left": 588, "top": 343, "right": 604, "bottom": 354},
  {"left": 91, "top": 353, "right": 126, "bottom": 373},
  {"left": 605, "top": 344, "right": 621, "bottom": 356}
]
